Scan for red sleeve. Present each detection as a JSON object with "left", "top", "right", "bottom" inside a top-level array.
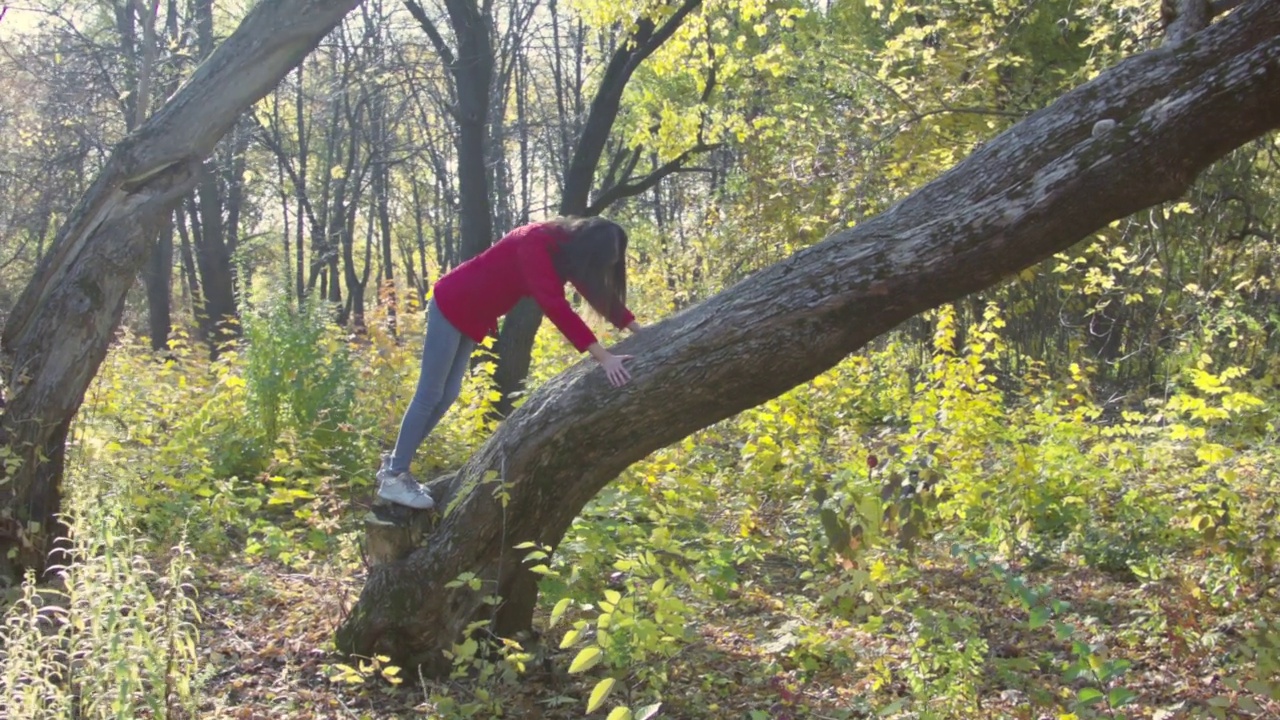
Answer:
[
  {"left": 516, "top": 230, "right": 599, "bottom": 353},
  {"left": 613, "top": 305, "right": 636, "bottom": 329}
]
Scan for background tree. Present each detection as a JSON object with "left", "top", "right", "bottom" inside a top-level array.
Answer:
[{"left": 0, "top": 0, "right": 363, "bottom": 583}]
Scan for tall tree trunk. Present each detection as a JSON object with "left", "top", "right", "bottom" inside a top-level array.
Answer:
[
  {"left": 193, "top": 165, "right": 239, "bottom": 350},
  {"left": 189, "top": 0, "right": 246, "bottom": 353},
  {"left": 411, "top": 178, "right": 430, "bottom": 304},
  {"left": 375, "top": 139, "right": 397, "bottom": 334},
  {"left": 490, "top": 0, "right": 704, "bottom": 418},
  {"left": 145, "top": 223, "right": 174, "bottom": 351},
  {"left": 449, "top": 0, "right": 496, "bottom": 262},
  {"left": 0, "top": 0, "right": 364, "bottom": 584},
  {"left": 295, "top": 66, "right": 309, "bottom": 304},
  {"left": 309, "top": 78, "right": 343, "bottom": 297},
  {"left": 176, "top": 208, "right": 199, "bottom": 308},
  {"left": 125, "top": 0, "right": 176, "bottom": 352},
  {"left": 335, "top": 0, "right": 1280, "bottom": 673},
  {"left": 402, "top": 0, "right": 496, "bottom": 264}
]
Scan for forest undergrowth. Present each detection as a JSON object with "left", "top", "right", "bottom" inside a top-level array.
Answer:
[{"left": 2, "top": 281, "right": 1279, "bottom": 720}]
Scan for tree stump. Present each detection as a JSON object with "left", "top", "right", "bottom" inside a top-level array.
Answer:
[{"left": 362, "top": 472, "right": 455, "bottom": 568}]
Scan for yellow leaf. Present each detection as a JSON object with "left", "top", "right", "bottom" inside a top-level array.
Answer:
[
  {"left": 568, "top": 646, "right": 602, "bottom": 673},
  {"left": 1195, "top": 443, "right": 1234, "bottom": 464},
  {"left": 560, "top": 627, "right": 582, "bottom": 649},
  {"left": 550, "top": 597, "right": 572, "bottom": 628},
  {"left": 607, "top": 708, "right": 634, "bottom": 720},
  {"left": 587, "top": 677, "right": 617, "bottom": 713}
]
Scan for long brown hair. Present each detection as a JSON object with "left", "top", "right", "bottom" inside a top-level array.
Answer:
[{"left": 545, "top": 215, "right": 628, "bottom": 324}]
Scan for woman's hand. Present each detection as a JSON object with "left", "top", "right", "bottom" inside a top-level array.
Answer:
[
  {"left": 588, "top": 343, "right": 633, "bottom": 387},
  {"left": 626, "top": 320, "right": 644, "bottom": 334}
]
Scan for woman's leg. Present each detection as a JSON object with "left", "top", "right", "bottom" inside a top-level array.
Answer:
[{"left": 386, "top": 299, "right": 476, "bottom": 474}]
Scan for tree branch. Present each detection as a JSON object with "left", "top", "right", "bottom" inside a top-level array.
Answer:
[
  {"left": 598, "top": 143, "right": 638, "bottom": 197},
  {"left": 587, "top": 142, "right": 719, "bottom": 215},
  {"left": 634, "top": 0, "right": 703, "bottom": 67},
  {"left": 250, "top": 114, "right": 321, "bottom": 230},
  {"left": 402, "top": 0, "right": 456, "bottom": 68},
  {"left": 559, "top": 0, "right": 703, "bottom": 214}
]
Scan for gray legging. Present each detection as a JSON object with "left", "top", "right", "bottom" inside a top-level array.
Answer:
[{"left": 387, "top": 298, "right": 476, "bottom": 474}]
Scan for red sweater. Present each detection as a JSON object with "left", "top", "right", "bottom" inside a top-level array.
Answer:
[{"left": 432, "top": 222, "right": 635, "bottom": 353}]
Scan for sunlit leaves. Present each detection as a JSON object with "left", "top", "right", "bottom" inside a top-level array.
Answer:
[
  {"left": 587, "top": 677, "right": 617, "bottom": 712},
  {"left": 568, "top": 645, "right": 603, "bottom": 673},
  {"left": 606, "top": 707, "right": 634, "bottom": 720}
]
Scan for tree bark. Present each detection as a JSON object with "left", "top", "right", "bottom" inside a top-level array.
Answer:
[
  {"left": 335, "top": 0, "right": 1280, "bottom": 674},
  {"left": 0, "top": 0, "right": 363, "bottom": 582}
]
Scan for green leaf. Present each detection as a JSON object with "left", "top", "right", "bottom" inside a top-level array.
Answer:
[
  {"left": 877, "top": 698, "right": 906, "bottom": 715},
  {"left": 635, "top": 702, "right": 662, "bottom": 720},
  {"left": 1029, "top": 606, "right": 1050, "bottom": 629},
  {"left": 569, "top": 646, "right": 603, "bottom": 674},
  {"left": 1077, "top": 687, "right": 1104, "bottom": 705},
  {"left": 1108, "top": 687, "right": 1138, "bottom": 706},
  {"left": 1244, "top": 679, "right": 1276, "bottom": 696},
  {"left": 512, "top": 541, "right": 539, "bottom": 549},
  {"left": 456, "top": 638, "right": 478, "bottom": 659},
  {"left": 606, "top": 708, "right": 633, "bottom": 720},
  {"left": 587, "top": 677, "right": 617, "bottom": 713},
  {"left": 604, "top": 589, "right": 622, "bottom": 605}
]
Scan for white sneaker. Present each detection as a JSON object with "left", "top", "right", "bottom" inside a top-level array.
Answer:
[{"left": 376, "top": 467, "right": 436, "bottom": 510}]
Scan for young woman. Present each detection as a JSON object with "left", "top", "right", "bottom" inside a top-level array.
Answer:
[{"left": 376, "top": 216, "right": 644, "bottom": 509}]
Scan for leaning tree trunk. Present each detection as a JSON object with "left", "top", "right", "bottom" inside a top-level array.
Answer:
[
  {"left": 0, "top": 0, "right": 363, "bottom": 583},
  {"left": 335, "top": 0, "right": 1280, "bottom": 674}
]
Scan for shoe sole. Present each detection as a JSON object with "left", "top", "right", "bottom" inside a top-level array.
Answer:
[{"left": 374, "top": 491, "right": 435, "bottom": 511}]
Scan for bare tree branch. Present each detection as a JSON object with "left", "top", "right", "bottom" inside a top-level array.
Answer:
[
  {"left": 588, "top": 142, "right": 720, "bottom": 215},
  {"left": 402, "top": 0, "right": 456, "bottom": 68}
]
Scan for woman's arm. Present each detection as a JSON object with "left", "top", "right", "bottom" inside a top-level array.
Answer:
[
  {"left": 625, "top": 320, "right": 643, "bottom": 334},
  {"left": 516, "top": 237, "right": 599, "bottom": 352}
]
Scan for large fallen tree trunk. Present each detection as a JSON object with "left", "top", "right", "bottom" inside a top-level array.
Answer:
[
  {"left": 0, "top": 0, "right": 361, "bottom": 583},
  {"left": 335, "top": 0, "right": 1280, "bottom": 673}
]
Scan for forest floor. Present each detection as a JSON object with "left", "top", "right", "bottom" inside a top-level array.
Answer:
[{"left": 191, "top": 542, "right": 1274, "bottom": 720}]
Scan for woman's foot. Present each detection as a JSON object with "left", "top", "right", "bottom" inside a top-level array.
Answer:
[{"left": 376, "top": 467, "right": 436, "bottom": 510}]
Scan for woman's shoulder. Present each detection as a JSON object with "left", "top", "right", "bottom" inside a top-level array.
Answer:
[{"left": 502, "top": 220, "right": 570, "bottom": 248}]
